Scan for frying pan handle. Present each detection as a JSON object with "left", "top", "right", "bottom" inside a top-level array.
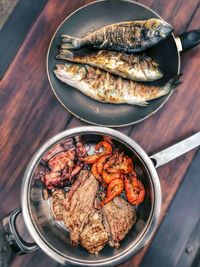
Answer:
[
  {"left": 2, "top": 207, "right": 38, "bottom": 255},
  {"left": 150, "top": 132, "right": 200, "bottom": 168},
  {"left": 176, "top": 29, "right": 200, "bottom": 52}
]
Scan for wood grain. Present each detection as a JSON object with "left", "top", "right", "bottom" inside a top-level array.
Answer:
[
  {"left": 0, "top": 0, "right": 199, "bottom": 266},
  {"left": 141, "top": 150, "right": 200, "bottom": 267},
  {"left": 0, "top": 0, "right": 47, "bottom": 78},
  {"left": 118, "top": 1, "right": 200, "bottom": 266}
]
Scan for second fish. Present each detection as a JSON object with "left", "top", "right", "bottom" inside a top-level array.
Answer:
[{"left": 57, "top": 49, "right": 163, "bottom": 82}]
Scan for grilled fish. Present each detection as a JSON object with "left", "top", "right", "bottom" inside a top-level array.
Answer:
[
  {"left": 60, "top": 18, "right": 172, "bottom": 53},
  {"left": 56, "top": 49, "right": 163, "bottom": 82},
  {"left": 54, "top": 63, "right": 181, "bottom": 106}
]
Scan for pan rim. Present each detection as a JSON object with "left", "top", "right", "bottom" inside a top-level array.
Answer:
[
  {"left": 46, "top": 0, "right": 181, "bottom": 127},
  {"left": 21, "top": 126, "right": 162, "bottom": 266}
]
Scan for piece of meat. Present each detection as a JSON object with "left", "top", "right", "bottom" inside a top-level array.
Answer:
[
  {"left": 42, "top": 143, "right": 65, "bottom": 161},
  {"left": 34, "top": 163, "right": 47, "bottom": 180},
  {"left": 42, "top": 171, "right": 62, "bottom": 189},
  {"left": 80, "top": 211, "right": 108, "bottom": 254},
  {"left": 63, "top": 170, "right": 99, "bottom": 245},
  {"left": 102, "top": 196, "right": 137, "bottom": 247},
  {"left": 50, "top": 172, "right": 137, "bottom": 254},
  {"left": 65, "top": 169, "right": 88, "bottom": 201},
  {"left": 51, "top": 189, "right": 66, "bottom": 221}
]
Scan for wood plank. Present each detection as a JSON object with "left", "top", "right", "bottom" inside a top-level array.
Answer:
[
  {"left": 9, "top": 250, "right": 58, "bottom": 267},
  {"left": 0, "top": 0, "right": 48, "bottom": 78},
  {"left": 120, "top": 1, "right": 200, "bottom": 266},
  {"left": 66, "top": 116, "right": 132, "bottom": 135},
  {"left": 0, "top": 1, "right": 90, "bottom": 266},
  {"left": 146, "top": 0, "right": 200, "bottom": 33},
  {"left": 0, "top": 0, "right": 91, "bottom": 209},
  {"left": 141, "top": 150, "right": 200, "bottom": 267},
  {"left": 0, "top": 0, "right": 199, "bottom": 266},
  {"left": 61, "top": 2, "right": 200, "bottom": 267}
]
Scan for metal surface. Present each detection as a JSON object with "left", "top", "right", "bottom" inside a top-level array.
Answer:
[
  {"left": 47, "top": 0, "right": 180, "bottom": 127},
  {"left": 150, "top": 132, "right": 200, "bottom": 168},
  {"left": 141, "top": 150, "right": 200, "bottom": 267},
  {"left": 175, "top": 37, "right": 183, "bottom": 52},
  {"left": 21, "top": 126, "right": 162, "bottom": 266},
  {"left": 2, "top": 207, "right": 38, "bottom": 255},
  {"left": 3, "top": 126, "right": 198, "bottom": 266}
]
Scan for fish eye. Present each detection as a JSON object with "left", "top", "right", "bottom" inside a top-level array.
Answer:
[{"left": 155, "top": 30, "right": 160, "bottom": 36}]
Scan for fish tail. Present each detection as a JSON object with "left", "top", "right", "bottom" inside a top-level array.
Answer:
[
  {"left": 56, "top": 49, "right": 74, "bottom": 60},
  {"left": 60, "top": 34, "right": 82, "bottom": 49},
  {"left": 164, "top": 74, "right": 183, "bottom": 91},
  {"left": 151, "top": 74, "right": 183, "bottom": 100}
]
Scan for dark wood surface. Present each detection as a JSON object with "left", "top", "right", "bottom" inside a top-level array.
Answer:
[
  {"left": 141, "top": 149, "right": 200, "bottom": 267},
  {"left": 0, "top": 0, "right": 199, "bottom": 266},
  {"left": 0, "top": 0, "right": 47, "bottom": 78}
]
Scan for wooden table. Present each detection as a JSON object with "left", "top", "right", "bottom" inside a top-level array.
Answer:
[{"left": 0, "top": 0, "right": 199, "bottom": 266}]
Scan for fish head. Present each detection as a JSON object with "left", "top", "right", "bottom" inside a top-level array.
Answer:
[
  {"left": 143, "top": 18, "right": 172, "bottom": 47},
  {"left": 54, "top": 63, "right": 87, "bottom": 84}
]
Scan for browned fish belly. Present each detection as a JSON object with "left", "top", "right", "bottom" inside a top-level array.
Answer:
[
  {"left": 54, "top": 63, "right": 181, "bottom": 106},
  {"left": 56, "top": 49, "right": 163, "bottom": 81}
]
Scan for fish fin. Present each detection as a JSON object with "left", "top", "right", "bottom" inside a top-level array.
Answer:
[
  {"left": 60, "top": 43, "right": 80, "bottom": 49},
  {"left": 53, "top": 69, "right": 60, "bottom": 78},
  {"left": 60, "top": 34, "right": 82, "bottom": 49},
  {"left": 136, "top": 101, "right": 149, "bottom": 107},
  {"left": 53, "top": 64, "right": 62, "bottom": 76},
  {"left": 56, "top": 54, "right": 63, "bottom": 60},
  {"left": 56, "top": 49, "right": 74, "bottom": 60},
  {"left": 158, "top": 70, "right": 164, "bottom": 79}
]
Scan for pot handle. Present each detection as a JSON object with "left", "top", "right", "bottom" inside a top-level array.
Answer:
[
  {"left": 3, "top": 207, "right": 38, "bottom": 255},
  {"left": 175, "top": 29, "right": 200, "bottom": 52},
  {"left": 150, "top": 132, "right": 200, "bottom": 168}
]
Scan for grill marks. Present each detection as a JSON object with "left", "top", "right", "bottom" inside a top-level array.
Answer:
[
  {"left": 57, "top": 49, "right": 162, "bottom": 82},
  {"left": 54, "top": 63, "right": 172, "bottom": 106},
  {"left": 51, "top": 170, "right": 137, "bottom": 254},
  {"left": 64, "top": 170, "right": 99, "bottom": 245},
  {"left": 60, "top": 18, "right": 172, "bottom": 53},
  {"left": 80, "top": 211, "right": 108, "bottom": 254},
  {"left": 84, "top": 68, "right": 165, "bottom": 103},
  {"left": 84, "top": 22, "right": 144, "bottom": 51}
]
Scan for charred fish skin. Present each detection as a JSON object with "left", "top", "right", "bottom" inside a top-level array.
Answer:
[
  {"left": 60, "top": 18, "right": 172, "bottom": 53},
  {"left": 56, "top": 49, "right": 163, "bottom": 82},
  {"left": 54, "top": 63, "right": 181, "bottom": 106}
]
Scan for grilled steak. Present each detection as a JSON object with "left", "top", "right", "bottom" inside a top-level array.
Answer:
[
  {"left": 51, "top": 171, "right": 137, "bottom": 253},
  {"left": 51, "top": 189, "right": 66, "bottom": 221},
  {"left": 63, "top": 170, "right": 99, "bottom": 245},
  {"left": 80, "top": 210, "right": 108, "bottom": 254},
  {"left": 102, "top": 196, "right": 137, "bottom": 247}
]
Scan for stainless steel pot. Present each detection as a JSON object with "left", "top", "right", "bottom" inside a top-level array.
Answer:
[{"left": 3, "top": 127, "right": 200, "bottom": 266}]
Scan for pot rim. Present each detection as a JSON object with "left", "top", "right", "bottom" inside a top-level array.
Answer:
[{"left": 21, "top": 126, "right": 161, "bottom": 266}]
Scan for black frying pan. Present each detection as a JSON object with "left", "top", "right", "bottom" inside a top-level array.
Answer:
[{"left": 47, "top": 0, "right": 200, "bottom": 127}]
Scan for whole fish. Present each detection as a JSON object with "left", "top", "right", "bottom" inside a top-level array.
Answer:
[
  {"left": 54, "top": 63, "right": 180, "bottom": 106},
  {"left": 60, "top": 18, "right": 172, "bottom": 53},
  {"left": 56, "top": 49, "right": 163, "bottom": 81}
]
